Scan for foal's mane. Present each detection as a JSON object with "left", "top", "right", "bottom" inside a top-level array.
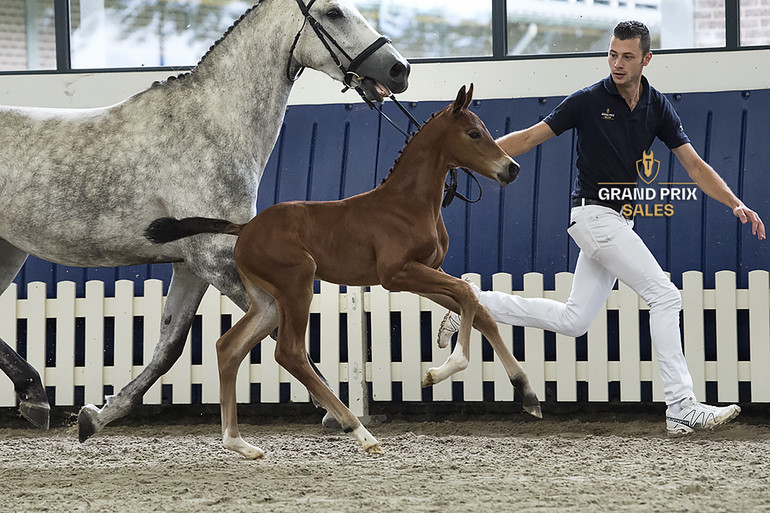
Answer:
[
  {"left": 379, "top": 107, "right": 447, "bottom": 185},
  {"left": 150, "top": 0, "right": 267, "bottom": 89}
]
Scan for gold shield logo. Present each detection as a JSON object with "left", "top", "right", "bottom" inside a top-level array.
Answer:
[{"left": 636, "top": 150, "right": 660, "bottom": 184}]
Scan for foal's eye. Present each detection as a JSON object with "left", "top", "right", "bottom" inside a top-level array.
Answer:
[
  {"left": 468, "top": 131, "right": 481, "bottom": 140},
  {"left": 326, "top": 7, "right": 343, "bottom": 19}
]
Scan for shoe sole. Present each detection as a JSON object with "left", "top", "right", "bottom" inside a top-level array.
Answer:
[{"left": 666, "top": 405, "right": 741, "bottom": 437}]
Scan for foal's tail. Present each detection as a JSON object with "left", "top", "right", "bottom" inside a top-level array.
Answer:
[{"left": 144, "top": 217, "right": 244, "bottom": 244}]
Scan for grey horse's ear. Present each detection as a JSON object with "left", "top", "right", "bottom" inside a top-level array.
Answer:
[{"left": 452, "top": 85, "right": 467, "bottom": 114}]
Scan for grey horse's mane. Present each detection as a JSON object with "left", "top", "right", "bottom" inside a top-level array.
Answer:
[{"left": 151, "top": 0, "right": 267, "bottom": 89}]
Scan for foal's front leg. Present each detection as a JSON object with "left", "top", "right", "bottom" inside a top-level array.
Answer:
[{"left": 380, "top": 262, "right": 479, "bottom": 387}]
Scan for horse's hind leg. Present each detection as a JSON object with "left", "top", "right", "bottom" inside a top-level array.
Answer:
[
  {"left": 0, "top": 239, "right": 49, "bottom": 429},
  {"left": 472, "top": 308, "right": 542, "bottom": 418},
  {"left": 217, "top": 282, "right": 278, "bottom": 459},
  {"left": 262, "top": 264, "right": 381, "bottom": 455},
  {"left": 78, "top": 263, "right": 208, "bottom": 441}
]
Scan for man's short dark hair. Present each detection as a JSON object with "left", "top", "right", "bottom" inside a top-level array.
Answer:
[{"left": 613, "top": 20, "right": 651, "bottom": 55}]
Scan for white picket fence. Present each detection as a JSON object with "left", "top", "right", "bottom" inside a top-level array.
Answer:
[{"left": 1, "top": 270, "right": 769, "bottom": 416}]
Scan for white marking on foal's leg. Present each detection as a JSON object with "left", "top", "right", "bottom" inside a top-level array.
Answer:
[
  {"left": 422, "top": 342, "right": 468, "bottom": 387},
  {"left": 351, "top": 425, "right": 382, "bottom": 454},
  {"left": 223, "top": 428, "right": 265, "bottom": 460}
]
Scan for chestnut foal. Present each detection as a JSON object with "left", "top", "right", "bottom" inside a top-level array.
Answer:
[{"left": 145, "top": 85, "right": 542, "bottom": 458}]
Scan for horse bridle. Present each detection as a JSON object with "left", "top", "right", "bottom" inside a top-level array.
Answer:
[
  {"left": 286, "top": 0, "right": 479, "bottom": 208},
  {"left": 287, "top": 0, "right": 391, "bottom": 92}
]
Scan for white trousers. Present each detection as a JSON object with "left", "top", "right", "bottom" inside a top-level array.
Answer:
[{"left": 476, "top": 205, "right": 694, "bottom": 406}]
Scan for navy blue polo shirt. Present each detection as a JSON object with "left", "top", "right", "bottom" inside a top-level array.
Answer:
[{"left": 543, "top": 75, "right": 690, "bottom": 208}]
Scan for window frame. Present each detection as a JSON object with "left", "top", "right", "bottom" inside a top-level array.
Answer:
[{"left": 1, "top": 0, "right": 765, "bottom": 76}]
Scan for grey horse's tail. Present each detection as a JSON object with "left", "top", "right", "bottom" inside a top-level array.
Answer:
[{"left": 144, "top": 217, "right": 243, "bottom": 244}]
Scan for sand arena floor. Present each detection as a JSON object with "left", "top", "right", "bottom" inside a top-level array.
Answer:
[{"left": 0, "top": 407, "right": 768, "bottom": 513}]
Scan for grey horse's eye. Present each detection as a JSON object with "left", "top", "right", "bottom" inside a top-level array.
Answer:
[{"left": 326, "top": 8, "right": 343, "bottom": 19}]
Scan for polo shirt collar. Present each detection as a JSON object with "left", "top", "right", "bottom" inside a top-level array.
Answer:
[{"left": 603, "top": 74, "right": 651, "bottom": 107}]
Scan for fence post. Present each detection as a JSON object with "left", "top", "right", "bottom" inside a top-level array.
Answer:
[
  {"left": 0, "top": 284, "right": 18, "bottom": 407},
  {"left": 346, "top": 286, "right": 369, "bottom": 418},
  {"left": 554, "top": 272, "right": 577, "bottom": 401},
  {"left": 492, "top": 272, "right": 514, "bottom": 402},
  {"left": 715, "top": 271, "right": 739, "bottom": 402},
  {"left": 522, "top": 272, "right": 545, "bottom": 399},
  {"left": 748, "top": 270, "right": 770, "bottom": 401},
  {"left": 618, "top": 280, "right": 641, "bottom": 401},
  {"left": 83, "top": 280, "right": 105, "bottom": 406},
  {"left": 682, "top": 271, "right": 706, "bottom": 400}
]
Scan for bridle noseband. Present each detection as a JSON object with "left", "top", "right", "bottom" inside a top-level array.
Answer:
[{"left": 287, "top": 0, "right": 391, "bottom": 91}]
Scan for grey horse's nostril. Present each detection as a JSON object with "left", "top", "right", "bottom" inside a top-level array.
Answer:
[{"left": 390, "top": 61, "right": 408, "bottom": 80}]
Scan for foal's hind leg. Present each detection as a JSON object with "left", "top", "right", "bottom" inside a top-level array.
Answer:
[
  {"left": 0, "top": 239, "right": 49, "bottom": 429},
  {"left": 217, "top": 299, "right": 278, "bottom": 459},
  {"left": 79, "top": 263, "right": 208, "bottom": 441},
  {"left": 259, "top": 265, "right": 381, "bottom": 455}
]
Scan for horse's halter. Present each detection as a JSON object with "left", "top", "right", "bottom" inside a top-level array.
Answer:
[{"left": 287, "top": 0, "right": 391, "bottom": 92}]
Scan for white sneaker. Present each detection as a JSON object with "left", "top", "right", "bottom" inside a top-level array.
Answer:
[
  {"left": 435, "top": 278, "right": 483, "bottom": 348},
  {"left": 666, "top": 397, "right": 741, "bottom": 435},
  {"left": 436, "top": 310, "right": 461, "bottom": 349}
]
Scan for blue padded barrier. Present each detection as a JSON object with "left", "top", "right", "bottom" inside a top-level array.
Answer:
[{"left": 12, "top": 89, "right": 770, "bottom": 296}]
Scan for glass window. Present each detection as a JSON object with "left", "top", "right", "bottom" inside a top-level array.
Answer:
[
  {"left": 740, "top": 0, "right": 770, "bottom": 46},
  {"left": 506, "top": 0, "right": 726, "bottom": 56},
  {"left": 69, "top": 0, "right": 250, "bottom": 69},
  {"left": 355, "top": 0, "right": 493, "bottom": 58},
  {"left": 0, "top": 0, "right": 56, "bottom": 71}
]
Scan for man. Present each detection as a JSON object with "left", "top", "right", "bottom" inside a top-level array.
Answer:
[{"left": 438, "top": 21, "right": 765, "bottom": 435}]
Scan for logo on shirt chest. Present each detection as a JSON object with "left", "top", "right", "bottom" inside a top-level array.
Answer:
[{"left": 601, "top": 108, "right": 615, "bottom": 120}]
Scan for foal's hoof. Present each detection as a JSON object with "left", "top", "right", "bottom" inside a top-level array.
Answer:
[
  {"left": 78, "top": 404, "right": 102, "bottom": 442},
  {"left": 18, "top": 400, "right": 50, "bottom": 430},
  {"left": 321, "top": 412, "right": 342, "bottom": 432},
  {"left": 365, "top": 443, "right": 384, "bottom": 455},
  {"left": 523, "top": 402, "right": 543, "bottom": 419},
  {"left": 421, "top": 370, "right": 436, "bottom": 388}
]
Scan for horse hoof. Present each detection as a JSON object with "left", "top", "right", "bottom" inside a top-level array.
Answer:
[
  {"left": 421, "top": 371, "right": 435, "bottom": 388},
  {"left": 18, "top": 400, "right": 50, "bottom": 430},
  {"left": 523, "top": 402, "right": 543, "bottom": 419},
  {"left": 365, "top": 443, "right": 384, "bottom": 455},
  {"left": 321, "top": 412, "right": 343, "bottom": 432},
  {"left": 78, "top": 404, "right": 102, "bottom": 442}
]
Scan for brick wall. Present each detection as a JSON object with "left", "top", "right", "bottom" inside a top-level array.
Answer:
[
  {"left": 740, "top": 0, "right": 770, "bottom": 45},
  {"left": 0, "top": 0, "right": 56, "bottom": 71}
]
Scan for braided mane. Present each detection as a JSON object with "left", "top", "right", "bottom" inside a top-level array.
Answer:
[
  {"left": 379, "top": 108, "right": 445, "bottom": 185},
  {"left": 151, "top": 0, "right": 266, "bottom": 88}
]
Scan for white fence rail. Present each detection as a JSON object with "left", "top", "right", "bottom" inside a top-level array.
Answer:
[{"left": 1, "top": 270, "right": 768, "bottom": 415}]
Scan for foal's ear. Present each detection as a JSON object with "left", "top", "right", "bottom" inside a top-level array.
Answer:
[
  {"left": 451, "top": 84, "right": 474, "bottom": 114},
  {"left": 464, "top": 83, "right": 474, "bottom": 109},
  {"left": 452, "top": 85, "right": 468, "bottom": 114}
]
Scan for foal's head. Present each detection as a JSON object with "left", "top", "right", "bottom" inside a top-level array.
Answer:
[{"left": 435, "top": 84, "right": 520, "bottom": 185}]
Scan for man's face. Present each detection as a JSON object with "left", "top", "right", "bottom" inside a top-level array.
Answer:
[{"left": 608, "top": 35, "right": 652, "bottom": 87}]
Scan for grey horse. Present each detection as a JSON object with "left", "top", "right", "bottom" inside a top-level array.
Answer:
[{"left": 0, "top": 0, "right": 409, "bottom": 439}]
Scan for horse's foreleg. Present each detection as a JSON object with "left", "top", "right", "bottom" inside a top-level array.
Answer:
[
  {"left": 0, "top": 240, "right": 48, "bottom": 428},
  {"left": 78, "top": 264, "right": 208, "bottom": 442},
  {"left": 417, "top": 293, "right": 474, "bottom": 388}
]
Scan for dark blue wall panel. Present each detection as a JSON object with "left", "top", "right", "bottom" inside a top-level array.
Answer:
[{"left": 12, "top": 89, "right": 770, "bottom": 297}]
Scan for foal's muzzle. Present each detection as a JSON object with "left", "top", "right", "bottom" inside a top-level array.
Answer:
[{"left": 498, "top": 160, "right": 520, "bottom": 185}]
